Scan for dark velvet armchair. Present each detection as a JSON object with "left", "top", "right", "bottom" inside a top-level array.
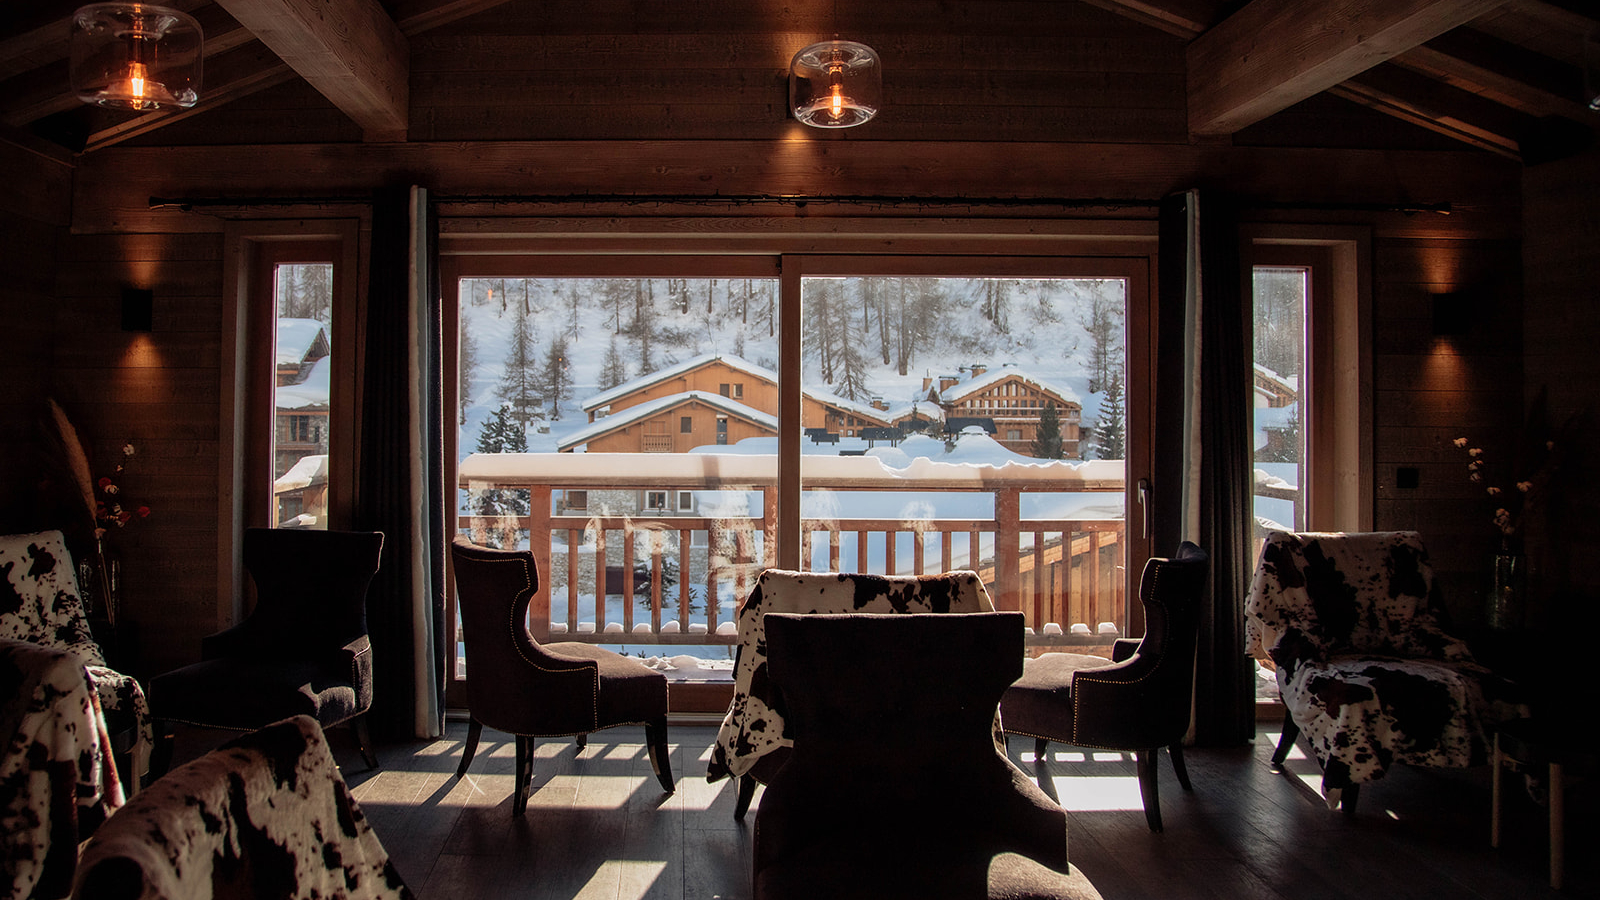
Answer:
[
  {"left": 1001, "top": 542, "right": 1208, "bottom": 833},
  {"left": 449, "top": 538, "right": 674, "bottom": 817},
  {"left": 149, "top": 528, "right": 384, "bottom": 773},
  {"left": 753, "top": 612, "right": 1103, "bottom": 900}
]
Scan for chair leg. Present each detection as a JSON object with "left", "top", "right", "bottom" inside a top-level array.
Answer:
[
  {"left": 1135, "top": 748, "right": 1163, "bottom": 833},
  {"left": 733, "top": 773, "right": 758, "bottom": 821},
  {"left": 1341, "top": 783, "right": 1360, "bottom": 816},
  {"left": 351, "top": 714, "right": 379, "bottom": 770},
  {"left": 512, "top": 735, "right": 535, "bottom": 818},
  {"left": 1034, "top": 738, "right": 1050, "bottom": 761},
  {"left": 150, "top": 721, "right": 177, "bottom": 780},
  {"left": 575, "top": 732, "right": 587, "bottom": 750},
  {"left": 456, "top": 717, "right": 483, "bottom": 778},
  {"left": 646, "top": 718, "right": 675, "bottom": 793},
  {"left": 1270, "top": 710, "right": 1300, "bottom": 771},
  {"left": 1169, "top": 742, "right": 1193, "bottom": 792}
]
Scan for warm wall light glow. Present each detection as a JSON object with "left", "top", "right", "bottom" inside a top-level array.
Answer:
[
  {"left": 790, "top": 40, "right": 882, "bottom": 128},
  {"left": 71, "top": 3, "right": 203, "bottom": 110}
]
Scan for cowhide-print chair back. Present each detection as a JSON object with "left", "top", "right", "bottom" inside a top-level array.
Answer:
[
  {"left": 0, "top": 530, "right": 153, "bottom": 783},
  {"left": 72, "top": 715, "right": 413, "bottom": 900},
  {"left": 706, "top": 568, "right": 995, "bottom": 817},
  {"left": 1246, "top": 531, "right": 1526, "bottom": 810}
]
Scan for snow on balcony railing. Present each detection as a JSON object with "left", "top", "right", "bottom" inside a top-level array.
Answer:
[{"left": 457, "top": 452, "right": 1128, "bottom": 648}]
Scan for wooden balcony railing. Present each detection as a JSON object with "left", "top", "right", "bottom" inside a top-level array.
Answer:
[{"left": 457, "top": 452, "right": 1128, "bottom": 648}]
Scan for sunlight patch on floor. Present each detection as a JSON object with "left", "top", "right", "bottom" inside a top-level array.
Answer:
[
  {"left": 1263, "top": 730, "right": 1326, "bottom": 800},
  {"left": 1047, "top": 775, "right": 1144, "bottom": 811},
  {"left": 577, "top": 859, "right": 667, "bottom": 900}
]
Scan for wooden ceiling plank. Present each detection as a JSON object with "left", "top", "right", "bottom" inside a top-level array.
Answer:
[
  {"left": 1505, "top": 0, "right": 1600, "bottom": 36},
  {"left": 1331, "top": 62, "right": 1531, "bottom": 158},
  {"left": 213, "top": 0, "right": 410, "bottom": 141},
  {"left": 1187, "top": 0, "right": 1511, "bottom": 135}
]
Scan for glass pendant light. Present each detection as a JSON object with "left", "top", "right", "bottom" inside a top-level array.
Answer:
[
  {"left": 71, "top": 3, "right": 203, "bottom": 111},
  {"left": 790, "top": 40, "right": 881, "bottom": 128}
]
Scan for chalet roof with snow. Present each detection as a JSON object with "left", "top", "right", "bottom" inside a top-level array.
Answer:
[
  {"left": 559, "top": 390, "right": 778, "bottom": 451},
  {"left": 276, "top": 355, "right": 331, "bottom": 410},
  {"left": 940, "top": 367, "right": 1081, "bottom": 407},
  {"left": 276, "top": 318, "right": 330, "bottom": 368},
  {"left": 582, "top": 354, "right": 776, "bottom": 413}
]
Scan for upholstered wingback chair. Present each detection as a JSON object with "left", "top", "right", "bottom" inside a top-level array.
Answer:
[
  {"left": 1001, "top": 542, "right": 1208, "bottom": 832},
  {"left": 706, "top": 567, "right": 995, "bottom": 819},
  {"left": 449, "top": 538, "right": 674, "bottom": 817},
  {"left": 1246, "top": 531, "right": 1526, "bottom": 811},
  {"left": 752, "top": 612, "right": 1104, "bottom": 900},
  {"left": 0, "top": 529, "right": 152, "bottom": 782},
  {"left": 149, "top": 528, "right": 384, "bottom": 772}
]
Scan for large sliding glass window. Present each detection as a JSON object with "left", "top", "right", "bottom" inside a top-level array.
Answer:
[{"left": 444, "top": 252, "right": 1153, "bottom": 707}]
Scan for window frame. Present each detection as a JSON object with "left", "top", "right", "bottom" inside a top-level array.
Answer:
[
  {"left": 1245, "top": 226, "right": 1373, "bottom": 532},
  {"left": 221, "top": 220, "right": 362, "bottom": 624}
]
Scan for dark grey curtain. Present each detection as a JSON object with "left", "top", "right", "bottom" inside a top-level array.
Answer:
[
  {"left": 355, "top": 185, "right": 447, "bottom": 739},
  {"left": 1155, "top": 190, "right": 1255, "bottom": 746}
]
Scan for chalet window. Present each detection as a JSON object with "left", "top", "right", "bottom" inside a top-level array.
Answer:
[
  {"left": 678, "top": 491, "right": 694, "bottom": 511},
  {"left": 719, "top": 383, "right": 730, "bottom": 397},
  {"left": 680, "top": 416, "right": 693, "bottom": 434},
  {"left": 646, "top": 490, "right": 668, "bottom": 510},
  {"left": 1007, "top": 429, "right": 1022, "bottom": 441},
  {"left": 733, "top": 383, "right": 744, "bottom": 399},
  {"left": 565, "top": 490, "right": 588, "bottom": 511}
]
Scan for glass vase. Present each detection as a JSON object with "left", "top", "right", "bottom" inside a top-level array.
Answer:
[{"left": 1488, "top": 552, "right": 1523, "bottom": 631}]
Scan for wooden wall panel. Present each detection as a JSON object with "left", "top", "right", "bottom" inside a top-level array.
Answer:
[
  {"left": 1522, "top": 146, "right": 1600, "bottom": 636},
  {"left": 45, "top": 229, "right": 226, "bottom": 677},
  {"left": 1369, "top": 234, "right": 1523, "bottom": 626}
]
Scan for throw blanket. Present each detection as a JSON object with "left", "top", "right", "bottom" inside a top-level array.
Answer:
[
  {"left": 707, "top": 569, "right": 995, "bottom": 783},
  {"left": 2, "top": 638, "right": 123, "bottom": 900},
  {"left": 1246, "top": 531, "right": 1525, "bottom": 805},
  {"left": 72, "top": 715, "right": 412, "bottom": 900},
  {"left": 1, "top": 531, "right": 152, "bottom": 782}
]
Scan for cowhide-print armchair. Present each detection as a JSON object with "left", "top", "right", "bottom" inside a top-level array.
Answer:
[
  {"left": 705, "top": 568, "right": 996, "bottom": 819},
  {"left": 71, "top": 715, "right": 412, "bottom": 900},
  {"left": 0, "top": 530, "right": 152, "bottom": 786},
  {"left": 1245, "top": 531, "right": 1527, "bottom": 811}
]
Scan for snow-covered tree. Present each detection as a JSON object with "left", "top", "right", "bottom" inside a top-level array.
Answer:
[
  {"left": 598, "top": 336, "right": 629, "bottom": 391},
  {"left": 540, "top": 336, "right": 572, "bottom": 418},
  {"left": 1091, "top": 370, "right": 1126, "bottom": 461},
  {"left": 458, "top": 318, "right": 479, "bottom": 425}
]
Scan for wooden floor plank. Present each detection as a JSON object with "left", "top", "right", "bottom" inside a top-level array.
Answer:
[{"left": 269, "top": 720, "right": 1596, "bottom": 900}]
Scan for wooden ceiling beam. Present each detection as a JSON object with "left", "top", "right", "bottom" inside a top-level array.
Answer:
[
  {"left": 213, "top": 0, "right": 410, "bottom": 141},
  {"left": 81, "top": 0, "right": 513, "bottom": 151},
  {"left": 1505, "top": 0, "right": 1600, "bottom": 35},
  {"left": 1187, "top": 0, "right": 1511, "bottom": 135},
  {"left": 1073, "top": 0, "right": 1218, "bottom": 39},
  {"left": 1396, "top": 28, "right": 1593, "bottom": 120}
]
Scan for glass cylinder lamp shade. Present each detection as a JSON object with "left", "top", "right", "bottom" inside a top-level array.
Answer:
[
  {"left": 70, "top": 3, "right": 203, "bottom": 111},
  {"left": 790, "top": 40, "right": 881, "bottom": 128}
]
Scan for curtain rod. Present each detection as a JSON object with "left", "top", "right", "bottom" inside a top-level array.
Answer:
[{"left": 146, "top": 193, "right": 1453, "bottom": 215}]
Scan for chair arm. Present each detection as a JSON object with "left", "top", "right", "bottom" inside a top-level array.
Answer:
[
  {"left": 199, "top": 622, "right": 260, "bottom": 660},
  {"left": 1110, "top": 638, "right": 1141, "bottom": 663},
  {"left": 1068, "top": 655, "right": 1177, "bottom": 748},
  {"left": 337, "top": 635, "right": 374, "bottom": 717}
]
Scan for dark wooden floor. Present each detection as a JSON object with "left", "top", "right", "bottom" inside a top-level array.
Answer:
[{"left": 302, "top": 718, "right": 1593, "bottom": 900}]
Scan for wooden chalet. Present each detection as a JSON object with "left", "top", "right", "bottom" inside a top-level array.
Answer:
[
  {"left": 3, "top": 1, "right": 1599, "bottom": 893},
  {"left": 937, "top": 365, "right": 1085, "bottom": 457}
]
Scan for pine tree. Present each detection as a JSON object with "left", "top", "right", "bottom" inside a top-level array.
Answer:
[
  {"left": 598, "top": 336, "right": 629, "bottom": 390},
  {"left": 1080, "top": 286, "right": 1123, "bottom": 394},
  {"left": 1030, "top": 402, "right": 1065, "bottom": 459},
  {"left": 1093, "top": 373, "right": 1126, "bottom": 461},
  {"left": 494, "top": 295, "right": 541, "bottom": 430},
  {"left": 541, "top": 336, "right": 571, "bottom": 419},
  {"left": 467, "top": 405, "right": 530, "bottom": 548},
  {"left": 458, "top": 318, "right": 479, "bottom": 425}
]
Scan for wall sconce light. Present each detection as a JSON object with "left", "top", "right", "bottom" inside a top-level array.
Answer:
[
  {"left": 121, "top": 287, "right": 153, "bottom": 332},
  {"left": 71, "top": 3, "right": 203, "bottom": 111},
  {"left": 1431, "top": 290, "right": 1477, "bottom": 336},
  {"left": 790, "top": 40, "right": 882, "bottom": 128}
]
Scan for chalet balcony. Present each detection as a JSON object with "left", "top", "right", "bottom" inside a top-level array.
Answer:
[{"left": 457, "top": 452, "right": 1131, "bottom": 668}]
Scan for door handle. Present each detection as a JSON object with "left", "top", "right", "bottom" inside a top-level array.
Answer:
[{"left": 1137, "top": 478, "right": 1151, "bottom": 541}]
